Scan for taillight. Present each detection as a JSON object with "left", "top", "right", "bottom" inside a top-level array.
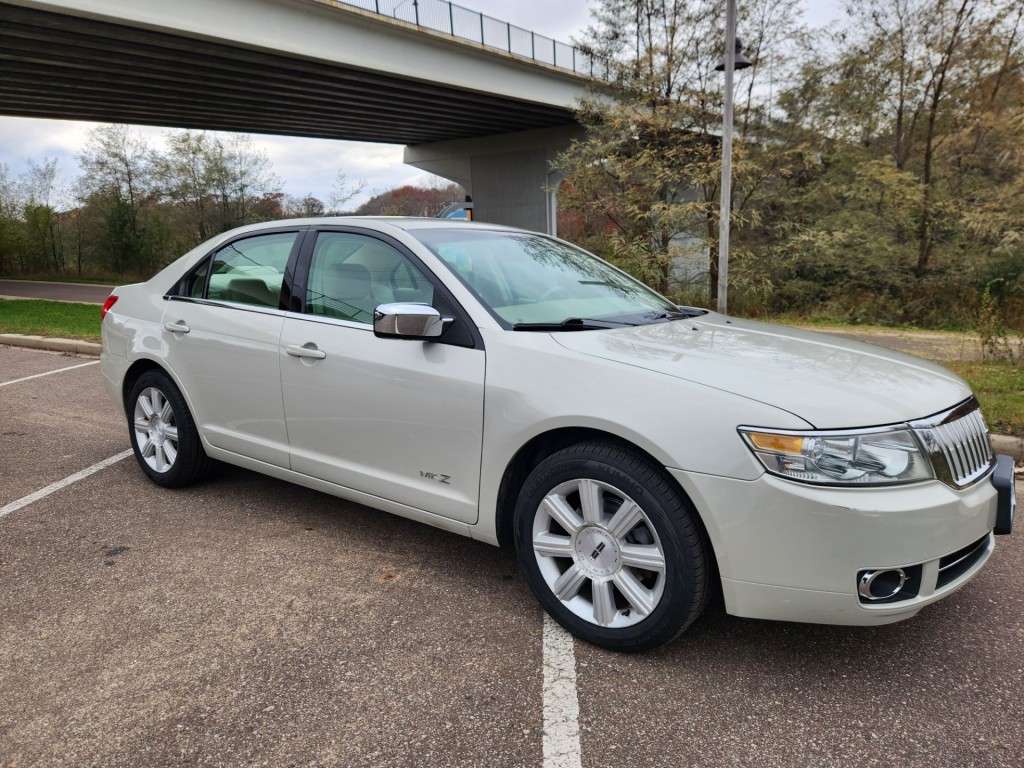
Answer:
[{"left": 101, "top": 295, "right": 118, "bottom": 321}]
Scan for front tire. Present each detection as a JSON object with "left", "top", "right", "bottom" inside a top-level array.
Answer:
[
  {"left": 127, "top": 370, "right": 212, "bottom": 488},
  {"left": 514, "top": 442, "right": 710, "bottom": 651}
]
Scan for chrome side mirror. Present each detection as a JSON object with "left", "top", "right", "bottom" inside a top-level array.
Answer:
[{"left": 373, "top": 303, "right": 452, "bottom": 340}]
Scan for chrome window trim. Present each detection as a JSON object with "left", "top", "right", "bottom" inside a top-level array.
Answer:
[
  {"left": 286, "top": 311, "right": 373, "bottom": 332},
  {"left": 164, "top": 295, "right": 288, "bottom": 318},
  {"left": 166, "top": 295, "right": 377, "bottom": 332}
]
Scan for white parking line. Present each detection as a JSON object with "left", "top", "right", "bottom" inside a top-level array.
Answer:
[
  {"left": 542, "top": 614, "right": 583, "bottom": 768},
  {"left": 0, "top": 360, "right": 100, "bottom": 388},
  {"left": 0, "top": 450, "right": 133, "bottom": 520}
]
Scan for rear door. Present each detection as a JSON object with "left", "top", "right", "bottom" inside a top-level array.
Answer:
[
  {"left": 279, "top": 228, "right": 485, "bottom": 523},
  {"left": 161, "top": 228, "right": 304, "bottom": 468}
]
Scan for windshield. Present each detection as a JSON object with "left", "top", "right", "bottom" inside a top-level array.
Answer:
[{"left": 409, "top": 229, "right": 679, "bottom": 327}]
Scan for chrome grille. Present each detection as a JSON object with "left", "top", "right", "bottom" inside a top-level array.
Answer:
[{"left": 910, "top": 398, "right": 994, "bottom": 488}]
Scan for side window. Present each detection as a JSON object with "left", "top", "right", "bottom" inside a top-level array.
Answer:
[
  {"left": 202, "top": 232, "right": 298, "bottom": 307},
  {"left": 306, "top": 233, "right": 434, "bottom": 324},
  {"left": 187, "top": 258, "right": 210, "bottom": 298}
]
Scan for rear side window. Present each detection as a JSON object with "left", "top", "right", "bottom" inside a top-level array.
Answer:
[{"left": 196, "top": 232, "right": 298, "bottom": 307}]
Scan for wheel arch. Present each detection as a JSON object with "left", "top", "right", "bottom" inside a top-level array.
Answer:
[
  {"left": 121, "top": 358, "right": 167, "bottom": 414},
  {"left": 494, "top": 427, "right": 719, "bottom": 575},
  {"left": 121, "top": 358, "right": 213, "bottom": 454},
  {"left": 122, "top": 357, "right": 215, "bottom": 487}
]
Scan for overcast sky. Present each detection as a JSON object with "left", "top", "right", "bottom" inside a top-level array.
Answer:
[{"left": 0, "top": 0, "right": 845, "bottom": 208}]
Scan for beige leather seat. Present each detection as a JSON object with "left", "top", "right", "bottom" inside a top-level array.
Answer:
[{"left": 320, "top": 262, "right": 393, "bottom": 322}]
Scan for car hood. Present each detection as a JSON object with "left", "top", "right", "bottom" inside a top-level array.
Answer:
[{"left": 551, "top": 314, "right": 971, "bottom": 428}]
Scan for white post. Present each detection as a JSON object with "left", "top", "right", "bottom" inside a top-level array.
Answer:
[
  {"left": 717, "top": 0, "right": 737, "bottom": 315},
  {"left": 547, "top": 173, "right": 560, "bottom": 238}
]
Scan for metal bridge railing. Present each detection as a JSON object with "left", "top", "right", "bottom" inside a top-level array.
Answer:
[{"left": 336, "top": 0, "right": 609, "bottom": 78}]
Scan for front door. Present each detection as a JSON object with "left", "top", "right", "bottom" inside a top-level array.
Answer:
[{"left": 279, "top": 229, "right": 485, "bottom": 523}]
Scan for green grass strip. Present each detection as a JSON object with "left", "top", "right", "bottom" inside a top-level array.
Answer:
[
  {"left": 945, "top": 361, "right": 1024, "bottom": 437},
  {"left": 0, "top": 299, "right": 102, "bottom": 343}
]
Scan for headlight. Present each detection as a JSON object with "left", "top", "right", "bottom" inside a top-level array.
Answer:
[{"left": 738, "top": 426, "right": 934, "bottom": 486}]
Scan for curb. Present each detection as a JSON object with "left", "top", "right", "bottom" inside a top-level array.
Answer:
[
  {"left": 991, "top": 434, "right": 1024, "bottom": 465},
  {"left": 0, "top": 294, "right": 102, "bottom": 306},
  {"left": 0, "top": 333, "right": 102, "bottom": 357},
  {"left": 1, "top": 332, "right": 1021, "bottom": 463}
]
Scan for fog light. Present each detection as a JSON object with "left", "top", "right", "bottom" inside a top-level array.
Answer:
[{"left": 858, "top": 569, "right": 906, "bottom": 601}]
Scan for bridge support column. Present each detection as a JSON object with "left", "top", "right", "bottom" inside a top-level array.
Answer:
[{"left": 404, "top": 125, "right": 584, "bottom": 235}]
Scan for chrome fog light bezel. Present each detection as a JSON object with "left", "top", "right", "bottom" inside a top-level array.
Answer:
[{"left": 858, "top": 568, "right": 907, "bottom": 601}]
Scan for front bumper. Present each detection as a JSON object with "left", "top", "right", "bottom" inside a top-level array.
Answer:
[{"left": 670, "top": 465, "right": 1003, "bottom": 626}]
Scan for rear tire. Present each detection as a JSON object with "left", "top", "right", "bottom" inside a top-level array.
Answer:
[
  {"left": 127, "top": 370, "right": 212, "bottom": 488},
  {"left": 514, "top": 441, "right": 710, "bottom": 651}
]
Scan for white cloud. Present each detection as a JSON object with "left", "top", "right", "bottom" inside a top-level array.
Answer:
[{"left": 0, "top": 117, "right": 436, "bottom": 208}]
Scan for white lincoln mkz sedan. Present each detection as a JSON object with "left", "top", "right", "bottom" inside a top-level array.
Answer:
[{"left": 100, "top": 217, "right": 1015, "bottom": 651}]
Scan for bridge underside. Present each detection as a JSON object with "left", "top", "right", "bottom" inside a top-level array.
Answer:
[
  {"left": 0, "top": 0, "right": 590, "bottom": 232},
  {"left": 0, "top": 3, "right": 577, "bottom": 145}
]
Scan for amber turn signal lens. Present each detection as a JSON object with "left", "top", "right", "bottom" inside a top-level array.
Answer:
[{"left": 747, "top": 432, "right": 804, "bottom": 454}]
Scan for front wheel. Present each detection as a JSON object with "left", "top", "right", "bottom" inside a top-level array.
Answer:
[
  {"left": 127, "top": 370, "right": 212, "bottom": 488},
  {"left": 514, "top": 442, "right": 710, "bottom": 651}
]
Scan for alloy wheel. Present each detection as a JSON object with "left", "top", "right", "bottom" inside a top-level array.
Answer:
[
  {"left": 531, "top": 478, "right": 666, "bottom": 629},
  {"left": 132, "top": 386, "right": 178, "bottom": 473}
]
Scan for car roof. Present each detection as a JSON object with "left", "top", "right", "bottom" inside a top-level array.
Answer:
[{"left": 241, "top": 216, "right": 524, "bottom": 235}]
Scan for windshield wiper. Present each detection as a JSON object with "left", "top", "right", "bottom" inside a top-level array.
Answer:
[
  {"left": 512, "top": 317, "right": 637, "bottom": 332},
  {"left": 646, "top": 306, "right": 709, "bottom": 322}
]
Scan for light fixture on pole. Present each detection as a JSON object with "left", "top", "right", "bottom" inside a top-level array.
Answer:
[
  {"left": 714, "top": 1, "right": 752, "bottom": 315},
  {"left": 393, "top": 0, "right": 420, "bottom": 25},
  {"left": 715, "top": 37, "right": 753, "bottom": 72}
]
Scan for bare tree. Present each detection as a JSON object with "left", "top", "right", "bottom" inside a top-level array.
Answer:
[
  {"left": 20, "top": 158, "right": 66, "bottom": 272},
  {"left": 77, "top": 125, "right": 157, "bottom": 274},
  {"left": 327, "top": 170, "right": 366, "bottom": 214},
  {"left": 156, "top": 131, "right": 281, "bottom": 243}
]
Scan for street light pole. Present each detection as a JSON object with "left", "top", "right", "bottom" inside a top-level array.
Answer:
[{"left": 716, "top": 0, "right": 738, "bottom": 315}]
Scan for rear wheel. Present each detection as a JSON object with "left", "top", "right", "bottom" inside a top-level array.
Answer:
[
  {"left": 128, "top": 370, "right": 212, "bottom": 488},
  {"left": 514, "top": 441, "right": 710, "bottom": 651}
]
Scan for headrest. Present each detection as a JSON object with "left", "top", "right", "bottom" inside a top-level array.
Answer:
[{"left": 327, "top": 262, "right": 372, "bottom": 299}]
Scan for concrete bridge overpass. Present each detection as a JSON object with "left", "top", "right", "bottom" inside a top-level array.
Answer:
[{"left": 0, "top": 0, "right": 595, "bottom": 232}]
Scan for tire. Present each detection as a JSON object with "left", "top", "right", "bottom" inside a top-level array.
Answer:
[
  {"left": 514, "top": 441, "right": 710, "bottom": 652},
  {"left": 127, "top": 370, "right": 213, "bottom": 488}
]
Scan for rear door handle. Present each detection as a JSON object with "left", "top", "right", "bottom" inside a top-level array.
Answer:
[
  {"left": 286, "top": 344, "right": 327, "bottom": 360},
  {"left": 164, "top": 321, "right": 190, "bottom": 334}
]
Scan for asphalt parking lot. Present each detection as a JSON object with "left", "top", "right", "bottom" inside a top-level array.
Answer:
[{"left": 1, "top": 345, "right": 1022, "bottom": 767}]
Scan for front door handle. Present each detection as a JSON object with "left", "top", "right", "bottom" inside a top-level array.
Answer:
[
  {"left": 164, "top": 321, "right": 190, "bottom": 334},
  {"left": 286, "top": 344, "right": 327, "bottom": 360}
]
